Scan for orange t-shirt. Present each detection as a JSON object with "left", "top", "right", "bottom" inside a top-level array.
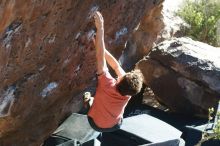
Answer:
[{"left": 88, "top": 71, "right": 131, "bottom": 129}]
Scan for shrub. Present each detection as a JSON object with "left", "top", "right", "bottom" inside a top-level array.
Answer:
[
  {"left": 177, "top": 0, "right": 220, "bottom": 46},
  {"left": 196, "top": 105, "right": 220, "bottom": 145}
]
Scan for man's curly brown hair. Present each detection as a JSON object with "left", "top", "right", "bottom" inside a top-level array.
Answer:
[{"left": 116, "top": 70, "right": 143, "bottom": 96}]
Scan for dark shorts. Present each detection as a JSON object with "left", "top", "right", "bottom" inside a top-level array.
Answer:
[{"left": 87, "top": 116, "right": 122, "bottom": 132}]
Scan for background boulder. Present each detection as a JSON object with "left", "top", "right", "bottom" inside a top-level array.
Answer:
[
  {"left": 0, "top": 0, "right": 163, "bottom": 145},
  {"left": 136, "top": 37, "right": 220, "bottom": 117}
]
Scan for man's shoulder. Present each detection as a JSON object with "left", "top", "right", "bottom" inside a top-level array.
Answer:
[{"left": 98, "top": 70, "right": 115, "bottom": 83}]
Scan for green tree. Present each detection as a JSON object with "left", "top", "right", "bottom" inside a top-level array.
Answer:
[{"left": 178, "top": 0, "right": 220, "bottom": 46}]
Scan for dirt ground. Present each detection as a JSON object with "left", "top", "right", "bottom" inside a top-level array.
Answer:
[{"left": 142, "top": 87, "right": 169, "bottom": 112}]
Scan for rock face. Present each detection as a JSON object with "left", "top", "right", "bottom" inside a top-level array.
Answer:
[
  {"left": 120, "top": 1, "right": 164, "bottom": 71},
  {"left": 136, "top": 37, "right": 220, "bottom": 117},
  {"left": 120, "top": 0, "right": 186, "bottom": 71},
  {"left": 0, "top": 0, "right": 163, "bottom": 145}
]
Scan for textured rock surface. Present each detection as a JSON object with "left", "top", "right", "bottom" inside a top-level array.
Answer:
[
  {"left": 0, "top": 0, "right": 163, "bottom": 145},
  {"left": 120, "top": 0, "right": 186, "bottom": 71},
  {"left": 120, "top": 0, "right": 164, "bottom": 71},
  {"left": 136, "top": 37, "right": 220, "bottom": 117}
]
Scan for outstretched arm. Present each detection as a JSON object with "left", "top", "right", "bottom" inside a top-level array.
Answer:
[
  {"left": 94, "top": 12, "right": 125, "bottom": 77},
  {"left": 105, "top": 50, "right": 125, "bottom": 78},
  {"left": 94, "top": 12, "right": 107, "bottom": 75}
]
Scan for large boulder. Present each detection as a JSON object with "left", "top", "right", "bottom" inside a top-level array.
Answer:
[
  {"left": 136, "top": 37, "right": 220, "bottom": 117},
  {"left": 0, "top": 0, "right": 163, "bottom": 145}
]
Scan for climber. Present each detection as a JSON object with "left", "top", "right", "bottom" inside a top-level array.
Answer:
[
  {"left": 45, "top": 11, "right": 143, "bottom": 145},
  {"left": 87, "top": 11, "right": 143, "bottom": 132}
]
